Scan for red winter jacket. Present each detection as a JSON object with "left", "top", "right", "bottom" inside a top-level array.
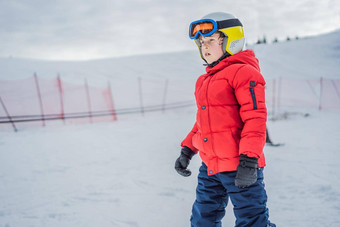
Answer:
[{"left": 181, "top": 50, "right": 267, "bottom": 175}]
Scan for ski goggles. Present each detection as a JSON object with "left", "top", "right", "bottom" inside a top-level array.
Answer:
[{"left": 189, "top": 18, "right": 243, "bottom": 39}]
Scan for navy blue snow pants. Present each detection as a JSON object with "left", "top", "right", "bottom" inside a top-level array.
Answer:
[{"left": 191, "top": 163, "right": 274, "bottom": 227}]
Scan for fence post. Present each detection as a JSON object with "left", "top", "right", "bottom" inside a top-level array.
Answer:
[
  {"left": 138, "top": 77, "right": 144, "bottom": 116},
  {"left": 84, "top": 79, "right": 93, "bottom": 123},
  {"left": 0, "top": 96, "right": 17, "bottom": 132},
  {"left": 331, "top": 79, "right": 340, "bottom": 101},
  {"left": 277, "top": 77, "right": 282, "bottom": 114},
  {"left": 107, "top": 80, "right": 117, "bottom": 121},
  {"left": 162, "top": 79, "right": 169, "bottom": 113},
  {"left": 34, "top": 73, "right": 45, "bottom": 126},
  {"left": 57, "top": 74, "right": 65, "bottom": 124},
  {"left": 319, "top": 77, "right": 323, "bottom": 111}
]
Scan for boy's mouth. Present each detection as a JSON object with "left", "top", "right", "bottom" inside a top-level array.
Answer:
[{"left": 204, "top": 53, "right": 211, "bottom": 57}]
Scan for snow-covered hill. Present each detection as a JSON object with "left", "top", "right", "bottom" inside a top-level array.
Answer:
[
  {"left": 1, "top": 29, "right": 339, "bottom": 83},
  {"left": 253, "top": 29, "right": 340, "bottom": 79},
  {"left": 0, "top": 30, "right": 340, "bottom": 226}
]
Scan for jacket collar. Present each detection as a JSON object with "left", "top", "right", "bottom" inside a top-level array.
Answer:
[{"left": 205, "top": 49, "right": 260, "bottom": 75}]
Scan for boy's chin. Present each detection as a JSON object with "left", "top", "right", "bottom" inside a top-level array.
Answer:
[
  {"left": 204, "top": 57, "right": 212, "bottom": 64},
  {"left": 205, "top": 55, "right": 224, "bottom": 65},
  {"left": 204, "top": 56, "right": 222, "bottom": 65},
  {"left": 205, "top": 59, "right": 216, "bottom": 65}
]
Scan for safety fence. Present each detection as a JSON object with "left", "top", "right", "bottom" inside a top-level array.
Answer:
[
  {"left": 0, "top": 74, "right": 194, "bottom": 131},
  {"left": 265, "top": 77, "right": 340, "bottom": 116},
  {"left": 0, "top": 75, "right": 339, "bottom": 132}
]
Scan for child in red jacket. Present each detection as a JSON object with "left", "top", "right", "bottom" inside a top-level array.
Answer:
[{"left": 175, "top": 12, "right": 275, "bottom": 227}]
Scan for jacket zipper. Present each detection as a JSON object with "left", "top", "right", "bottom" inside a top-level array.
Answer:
[{"left": 249, "top": 81, "right": 257, "bottom": 110}]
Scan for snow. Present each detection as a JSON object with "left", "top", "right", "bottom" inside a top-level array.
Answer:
[
  {"left": 1, "top": 30, "right": 340, "bottom": 226},
  {"left": 265, "top": 111, "right": 340, "bottom": 226}
]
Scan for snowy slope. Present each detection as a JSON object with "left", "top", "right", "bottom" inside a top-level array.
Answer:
[
  {"left": 1, "top": 29, "right": 340, "bottom": 83},
  {"left": 0, "top": 30, "right": 340, "bottom": 227},
  {"left": 252, "top": 30, "right": 340, "bottom": 79},
  {"left": 1, "top": 109, "right": 340, "bottom": 226}
]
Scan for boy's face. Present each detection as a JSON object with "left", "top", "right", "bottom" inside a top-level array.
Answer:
[{"left": 199, "top": 32, "right": 224, "bottom": 64}]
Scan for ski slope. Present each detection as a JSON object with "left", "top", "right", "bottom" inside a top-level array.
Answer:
[{"left": 0, "top": 30, "right": 340, "bottom": 226}]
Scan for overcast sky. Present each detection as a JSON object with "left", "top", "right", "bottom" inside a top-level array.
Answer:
[{"left": 1, "top": 0, "right": 339, "bottom": 60}]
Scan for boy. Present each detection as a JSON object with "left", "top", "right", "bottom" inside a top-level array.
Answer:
[{"left": 175, "top": 12, "right": 275, "bottom": 227}]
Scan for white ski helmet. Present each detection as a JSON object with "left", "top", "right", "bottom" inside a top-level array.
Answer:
[{"left": 189, "top": 12, "right": 245, "bottom": 60}]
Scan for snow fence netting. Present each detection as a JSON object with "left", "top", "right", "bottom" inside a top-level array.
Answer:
[
  {"left": 1, "top": 76, "right": 340, "bottom": 131},
  {"left": 0, "top": 75, "right": 116, "bottom": 130}
]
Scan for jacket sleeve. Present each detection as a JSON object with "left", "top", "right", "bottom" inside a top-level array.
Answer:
[
  {"left": 232, "top": 65, "right": 267, "bottom": 158},
  {"left": 181, "top": 122, "right": 199, "bottom": 153}
]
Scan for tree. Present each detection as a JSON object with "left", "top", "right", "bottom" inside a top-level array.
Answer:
[{"left": 256, "top": 38, "right": 262, "bottom": 44}]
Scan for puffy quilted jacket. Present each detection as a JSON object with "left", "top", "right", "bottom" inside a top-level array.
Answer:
[{"left": 181, "top": 50, "right": 267, "bottom": 175}]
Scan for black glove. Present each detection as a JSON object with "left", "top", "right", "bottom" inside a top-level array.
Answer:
[
  {"left": 235, "top": 154, "right": 258, "bottom": 188},
  {"left": 175, "top": 146, "right": 195, "bottom": 177}
]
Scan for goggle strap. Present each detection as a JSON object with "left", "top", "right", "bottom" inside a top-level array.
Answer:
[{"left": 217, "top": 19, "right": 243, "bottom": 29}]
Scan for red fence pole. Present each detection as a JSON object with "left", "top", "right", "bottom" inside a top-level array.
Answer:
[
  {"left": 85, "top": 79, "right": 93, "bottom": 123},
  {"left": 107, "top": 81, "right": 117, "bottom": 121},
  {"left": 57, "top": 75, "right": 65, "bottom": 124},
  {"left": 34, "top": 73, "right": 45, "bottom": 126},
  {"left": 319, "top": 77, "right": 323, "bottom": 111},
  {"left": 0, "top": 96, "right": 17, "bottom": 132}
]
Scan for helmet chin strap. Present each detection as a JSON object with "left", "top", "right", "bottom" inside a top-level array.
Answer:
[{"left": 203, "top": 52, "right": 230, "bottom": 67}]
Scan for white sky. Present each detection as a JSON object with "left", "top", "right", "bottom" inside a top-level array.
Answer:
[{"left": 0, "top": 0, "right": 339, "bottom": 60}]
